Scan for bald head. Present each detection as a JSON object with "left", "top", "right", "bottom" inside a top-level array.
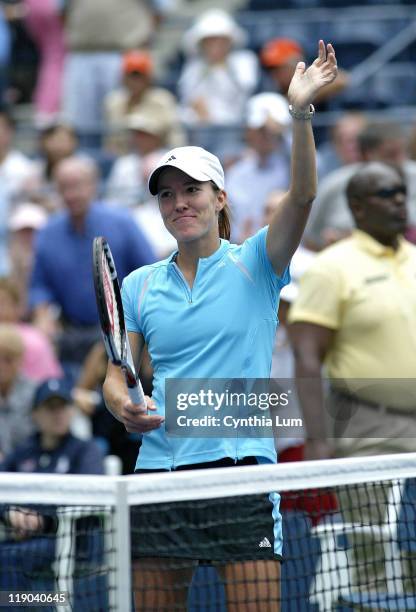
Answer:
[
  {"left": 54, "top": 156, "right": 98, "bottom": 183},
  {"left": 346, "top": 162, "right": 407, "bottom": 247},
  {"left": 346, "top": 162, "right": 402, "bottom": 204},
  {"left": 54, "top": 156, "right": 98, "bottom": 219}
]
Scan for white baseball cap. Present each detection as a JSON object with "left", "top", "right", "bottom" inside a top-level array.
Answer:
[
  {"left": 246, "top": 93, "right": 291, "bottom": 129},
  {"left": 148, "top": 146, "right": 225, "bottom": 196},
  {"left": 8, "top": 203, "right": 48, "bottom": 232}
]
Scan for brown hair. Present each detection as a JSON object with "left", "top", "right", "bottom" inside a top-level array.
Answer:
[
  {"left": 218, "top": 203, "right": 231, "bottom": 240},
  {"left": 211, "top": 182, "right": 231, "bottom": 240}
]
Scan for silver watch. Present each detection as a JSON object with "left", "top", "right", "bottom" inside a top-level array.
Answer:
[{"left": 288, "top": 104, "right": 315, "bottom": 120}]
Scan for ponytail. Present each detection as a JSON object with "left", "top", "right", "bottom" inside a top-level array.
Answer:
[
  {"left": 218, "top": 202, "right": 231, "bottom": 240},
  {"left": 211, "top": 181, "right": 231, "bottom": 240}
]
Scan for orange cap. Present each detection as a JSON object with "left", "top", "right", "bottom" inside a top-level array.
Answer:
[
  {"left": 122, "top": 50, "right": 153, "bottom": 76},
  {"left": 260, "top": 38, "right": 303, "bottom": 68}
]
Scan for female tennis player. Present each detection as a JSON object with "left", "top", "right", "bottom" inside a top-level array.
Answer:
[{"left": 104, "top": 40, "right": 337, "bottom": 611}]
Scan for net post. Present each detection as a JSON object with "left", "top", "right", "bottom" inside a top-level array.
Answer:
[{"left": 114, "top": 479, "right": 132, "bottom": 612}]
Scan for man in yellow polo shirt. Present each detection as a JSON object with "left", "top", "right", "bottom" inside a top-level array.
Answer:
[
  {"left": 289, "top": 161, "right": 416, "bottom": 460},
  {"left": 288, "top": 161, "right": 416, "bottom": 593}
]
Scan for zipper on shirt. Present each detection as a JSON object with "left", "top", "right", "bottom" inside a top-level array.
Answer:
[{"left": 172, "top": 263, "right": 195, "bottom": 304}]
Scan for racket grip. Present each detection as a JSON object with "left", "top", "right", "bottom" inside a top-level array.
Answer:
[
  {"left": 126, "top": 380, "right": 145, "bottom": 406},
  {"left": 126, "top": 382, "right": 144, "bottom": 442}
]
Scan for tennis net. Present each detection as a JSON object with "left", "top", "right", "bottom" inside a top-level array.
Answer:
[{"left": 0, "top": 453, "right": 416, "bottom": 611}]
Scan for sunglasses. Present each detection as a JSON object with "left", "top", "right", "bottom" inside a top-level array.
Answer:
[{"left": 368, "top": 185, "right": 407, "bottom": 199}]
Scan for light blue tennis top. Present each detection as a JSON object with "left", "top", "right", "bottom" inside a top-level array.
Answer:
[{"left": 122, "top": 226, "right": 290, "bottom": 471}]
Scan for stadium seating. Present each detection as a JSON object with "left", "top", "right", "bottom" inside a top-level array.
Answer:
[{"left": 371, "top": 63, "right": 416, "bottom": 107}]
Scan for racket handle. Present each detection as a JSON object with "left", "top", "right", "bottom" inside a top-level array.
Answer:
[{"left": 126, "top": 380, "right": 145, "bottom": 406}]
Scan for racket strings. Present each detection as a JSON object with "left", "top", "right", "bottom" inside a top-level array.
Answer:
[{"left": 102, "top": 252, "right": 123, "bottom": 357}]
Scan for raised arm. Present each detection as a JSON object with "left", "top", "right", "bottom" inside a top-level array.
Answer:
[{"left": 266, "top": 40, "right": 337, "bottom": 276}]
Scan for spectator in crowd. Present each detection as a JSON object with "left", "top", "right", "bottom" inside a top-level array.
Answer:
[
  {"left": 35, "top": 122, "right": 79, "bottom": 185},
  {"left": 62, "top": 0, "right": 169, "bottom": 139},
  {"left": 1, "top": 377, "right": 104, "bottom": 475},
  {"left": 226, "top": 92, "right": 291, "bottom": 242},
  {"left": 317, "top": 112, "right": 367, "bottom": 179},
  {"left": 260, "top": 37, "right": 349, "bottom": 111},
  {"left": 289, "top": 161, "right": 416, "bottom": 459},
  {"left": 0, "top": 108, "right": 36, "bottom": 203},
  {"left": 7, "top": 202, "right": 48, "bottom": 312},
  {"left": 0, "top": 324, "right": 36, "bottom": 462},
  {"left": 288, "top": 161, "right": 416, "bottom": 589},
  {"left": 104, "top": 49, "right": 184, "bottom": 153},
  {"left": 29, "top": 156, "right": 156, "bottom": 382},
  {"left": 22, "top": 122, "right": 80, "bottom": 212},
  {"left": 178, "top": 9, "right": 258, "bottom": 126},
  {"left": 23, "top": 0, "right": 66, "bottom": 126},
  {"left": 0, "top": 277, "right": 62, "bottom": 383},
  {"left": 105, "top": 111, "right": 171, "bottom": 208},
  {"left": 305, "top": 121, "right": 416, "bottom": 250},
  {"left": 0, "top": 377, "right": 104, "bottom": 593}
]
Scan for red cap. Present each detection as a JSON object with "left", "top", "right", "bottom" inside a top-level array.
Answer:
[
  {"left": 122, "top": 50, "right": 153, "bottom": 76},
  {"left": 260, "top": 38, "right": 303, "bottom": 68}
]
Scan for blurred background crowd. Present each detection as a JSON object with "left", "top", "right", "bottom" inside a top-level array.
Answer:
[{"left": 1, "top": 0, "right": 416, "bottom": 476}]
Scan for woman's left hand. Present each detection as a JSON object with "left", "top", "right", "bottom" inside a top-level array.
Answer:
[{"left": 287, "top": 40, "right": 337, "bottom": 110}]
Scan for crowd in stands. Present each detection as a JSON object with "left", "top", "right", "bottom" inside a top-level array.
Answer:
[
  {"left": 0, "top": 0, "right": 414, "bottom": 522},
  {"left": 0, "top": 0, "right": 416, "bottom": 488},
  {"left": 0, "top": 0, "right": 414, "bottom": 601}
]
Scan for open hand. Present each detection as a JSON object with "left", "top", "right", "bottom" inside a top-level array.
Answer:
[{"left": 288, "top": 40, "right": 337, "bottom": 110}]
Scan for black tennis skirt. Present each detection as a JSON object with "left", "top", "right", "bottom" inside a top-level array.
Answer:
[{"left": 131, "top": 457, "right": 282, "bottom": 562}]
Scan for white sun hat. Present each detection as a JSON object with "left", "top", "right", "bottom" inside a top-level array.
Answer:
[
  {"left": 148, "top": 146, "right": 224, "bottom": 195},
  {"left": 183, "top": 9, "right": 247, "bottom": 56},
  {"left": 246, "top": 92, "right": 291, "bottom": 129}
]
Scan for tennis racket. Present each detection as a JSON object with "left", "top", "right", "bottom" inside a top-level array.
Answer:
[{"left": 92, "top": 236, "right": 145, "bottom": 406}]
